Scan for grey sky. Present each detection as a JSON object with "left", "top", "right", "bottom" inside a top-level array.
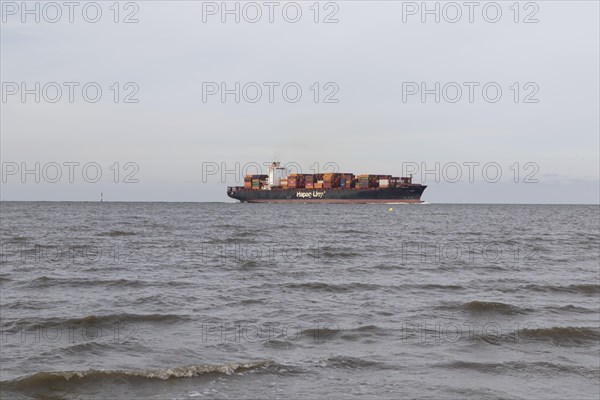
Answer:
[{"left": 1, "top": 1, "right": 598, "bottom": 203}]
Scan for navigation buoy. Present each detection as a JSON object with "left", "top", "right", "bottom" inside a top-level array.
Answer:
[{"left": 388, "top": 207, "right": 394, "bottom": 211}]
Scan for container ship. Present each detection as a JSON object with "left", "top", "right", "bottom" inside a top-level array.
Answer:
[{"left": 227, "top": 162, "right": 426, "bottom": 204}]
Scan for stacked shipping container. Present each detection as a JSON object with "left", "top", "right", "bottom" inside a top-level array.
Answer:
[
  {"left": 305, "top": 175, "right": 314, "bottom": 189},
  {"left": 288, "top": 174, "right": 306, "bottom": 189},
  {"left": 244, "top": 175, "right": 268, "bottom": 190},
  {"left": 356, "top": 174, "right": 379, "bottom": 189},
  {"left": 243, "top": 172, "right": 411, "bottom": 190},
  {"left": 322, "top": 173, "right": 338, "bottom": 189}
]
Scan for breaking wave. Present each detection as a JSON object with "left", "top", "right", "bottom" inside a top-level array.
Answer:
[{"left": 1, "top": 361, "right": 275, "bottom": 390}]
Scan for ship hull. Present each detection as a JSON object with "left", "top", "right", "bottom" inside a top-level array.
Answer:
[{"left": 227, "top": 186, "right": 426, "bottom": 204}]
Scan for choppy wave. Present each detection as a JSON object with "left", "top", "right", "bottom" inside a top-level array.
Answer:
[
  {"left": 471, "top": 326, "right": 600, "bottom": 346},
  {"left": 262, "top": 339, "right": 297, "bottom": 350},
  {"left": 526, "top": 326, "right": 600, "bottom": 345},
  {"left": 5, "top": 235, "right": 29, "bottom": 242},
  {"left": 28, "top": 276, "right": 149, "bottom": 289},
  {"left": 97, "top": 230, "right": 137, "bottom": 237},
  {"left": 296, "top": 324, "right": 390, "bottom": 343},
  {"left": 415, "top": 283, "right": 464, "bottom": 290},
  {"left": 1, "top": 361, "right": 275, "bottom": 390},
  {"left": 524, "top": 283, "right": 600, "bottom": 295},
  {"left": 320, "top": 250, "right": 361, "bottom": 259},
  {"left": 439, "top": 360, "right": 599, "bottom": 379},
  {"left": 232, "top": 230, "right": 260, "bottom": 238},
  {"left": 338, "top": 325, "right": 390, "bottom": 341},
  {"left": 336, "top": 229, "right": 365, "bottom": 234},
  {"left": 3, "top": 299, "right": 56, "bottom": 310},
  {"left": 205, "top": 237, "right": 258, "bottom": 245},
  {"left": 56, "top": 341, "right": 127, "bottom": 356},
  {"left": 34, "top": 341, "right": 153, "bottom": 360},
  {"left": 300, "top": 326, "right": 341, "bottom": 341},
  {"left": 286, "top": 282, "right": 383, "bottom": 292},
  {"left": 239, "top": 260, "right": 259, "bottom": 269},
  {"left": 545, "top": 304, "right": 598, "bottom": 314},
  {"left": 446, "top": 300, "right": 532, "bottom": 315},
  {"left": 312, "top": 356, "right": 386, "bottom": 369},
  {"left": 2, "top": 313, "right": 189, "bottom": 331},
  {"left": 26, "top": 276, "right": 196, "bottom": 289}
]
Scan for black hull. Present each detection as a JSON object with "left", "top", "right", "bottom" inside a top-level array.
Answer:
[{"left": 227, "top": 186, "right": 426, "bottom": 203}]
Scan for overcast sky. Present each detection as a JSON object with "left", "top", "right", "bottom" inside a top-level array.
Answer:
[{"left": 1, "top": 1, "right": 598, "bottom": 203}]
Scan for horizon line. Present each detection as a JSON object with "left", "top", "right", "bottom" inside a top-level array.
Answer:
[{"left": 0, "top": 200, "right": 599, "bottom": 206}]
